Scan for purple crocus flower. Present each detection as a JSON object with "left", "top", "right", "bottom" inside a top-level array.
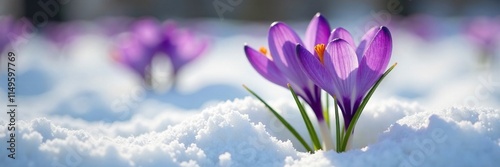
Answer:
[
  {"left": 159, "top": 21, "right": 209, "bottom": 78},
  {"left": 464, "top": 17, "right": 500, "bottom": 55},
  {"left": 113, "top": 18, "right": 209, "bottom": 86},
  {"left": 244, "top": 13, "right": 330, "bottom": 121},
  {"left": 296, "top": 26, "right": 392, "bottom": 130},
  {"left": 399, "top": 14, "right": 439, "bottom": 41},
  {"left": 113, "top": 34, "right": 156, "bottom": 80}
]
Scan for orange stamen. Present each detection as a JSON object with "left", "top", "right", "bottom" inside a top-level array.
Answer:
[
  {"left": 259, "top": 47, "right": 268, "bottom": 55},
  {"left": 259, "top": 46, "right": 273, "bottom": 60},
  {"left": 314, "top": 44, "right": 326, "bottom": 64}
]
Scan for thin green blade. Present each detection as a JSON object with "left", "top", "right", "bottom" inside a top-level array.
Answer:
[
  {"left": 324, "top": 92, "right": 330, "bottom": 129},
  {"left": 243, "top": 85, "right": 313, "bottom": 153},
  {"left": 333, "top": 96, "right": 341, "bottom": 153},
  {"left": 340, "top": 63, "right": 397, "bottom": 151},
  {"left": 288, "top": 84, "right": 322, "bottom": 151}
]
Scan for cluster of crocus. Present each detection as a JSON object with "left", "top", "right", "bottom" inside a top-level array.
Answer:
[
  {"left": 244, "top": 13, "right": 395, "bottom": 153},
  {"left": 463, "top": 17, "right": 500, "bottom": 64},
  {"left": 112, "top": 18, "right": 209, "bottom": 88}
]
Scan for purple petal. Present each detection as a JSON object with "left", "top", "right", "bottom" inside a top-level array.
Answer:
[
  {"left": 356, "top": 26, "right": 392, "bottom": 98},
  {"left": 244, "top": 45, "right": 288, "bottom": 88},
  {"left": 324, "top": 39, "right": 358, "bottom": 81},
  {"left": 296, "top": 44, "right": 334, "bottom": 95},
  {"left": 324, "top": 39, "right": 358, "bottom": 113},
  {"left": 304, "top": 13, "right": 331, "bottom": 51},
  {"left": 328, "top": 27, "right": 355, "bottom": 49},
  {"left": 268, "top": 22, "right": 308, "bottom": 87},
  {"left": 355, "top": 26, "right": 380, "bottom": 61},
  {"left": 115, "top": 35, "right": 154, "bottom": 78},
  {"left": 159, "top": 23, "right": 209, "bottom": 74},
  {"left": 131, "top": 18, "right": 162, "bottom": 48},
  {"left": 170, "top": 30, "right": 210, "bottom": 72}
]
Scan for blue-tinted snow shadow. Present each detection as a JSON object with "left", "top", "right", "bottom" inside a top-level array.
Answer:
[
  {"left": 0, "top": 68, "right": 54, "bottom": 96},
  {"left": 50, "top": 91, "right": 129, "bottom": 123},
  {"left": 48, "top": 83, "right": 246, "bottom": 122},
  {"left": 148, "top": 83, "right": 247, "bottom": 109}
]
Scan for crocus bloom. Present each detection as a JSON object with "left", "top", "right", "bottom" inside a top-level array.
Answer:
[
  {"left": 296, "top": 26, "right": 392, "bottom": 130},
  {"left": 245, "top": 13, "right": 334, "bottom": 150},
  {"left": 113, "top": 18, "right": 161, "bottom": 79},
  {"left": 0, "top": 16, "right": 17, "bottom": 54},
  {"left": 244, "top": 13, "right": 330, "bottom": 121},
  {"left": 464, "top": 17, "right": 500, "bottom": 52},
  {"left": 113, "top": 18, "right": 209, "bottom": 86},
  {"left": 159, "top": 21, "right": 209, "bottom": 77}
]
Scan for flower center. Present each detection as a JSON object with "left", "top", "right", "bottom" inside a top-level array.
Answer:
[
  {"left": 314, "top": 44, "right": 325, "bottom": 64},
  {"left": 259, "top": 46, "right": 273, "bottom": 60}
]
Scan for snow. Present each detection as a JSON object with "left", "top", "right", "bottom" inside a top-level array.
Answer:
[
  {"left": 1, "top": 98, "right": 499, "bottom": 166},
  {"left": 0, "top": 18, "right": 499, "bottom": 166}
]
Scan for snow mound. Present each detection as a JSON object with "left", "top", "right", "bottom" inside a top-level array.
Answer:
[
  {"left": 1, "top": 98, "right": 499, "bottom": 167},
  {"left": 288, "top": 106, "right": 500, "bottom": 167}
]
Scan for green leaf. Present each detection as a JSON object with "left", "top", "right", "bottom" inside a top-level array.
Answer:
[
  {"left": 324, "top": 92, "right": 330, "bottom": 129},
  {"left": 288, "top": 84, "right": 322, "bottom": 151},
  {"left": 340, "top": 63, "right": 397, "bottom": 152},
  {"left": 333, "top": 96, "right": 341, "bottom": 153},
  {"left": 243, "top": 85, "right": 313, "bottom": 153}
]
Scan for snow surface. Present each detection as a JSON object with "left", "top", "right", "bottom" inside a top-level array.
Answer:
[
  {"left": 0, "top": 18, "right": 499, "bottom": 166},
  {"left": 1, "top": 98, "right": 499, "bottom": 166}
]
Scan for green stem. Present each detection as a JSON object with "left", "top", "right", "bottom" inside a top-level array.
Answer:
[
  {"left": 288, "top": 84, "right": 322, "bottom": 151},
  {"left": 333, "top": 96, "right": 341, "bottom": 152},
  {"left": 340, "top": 63, "right": 397, "bottom": 152}
]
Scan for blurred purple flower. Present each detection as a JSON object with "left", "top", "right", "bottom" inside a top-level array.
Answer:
[
  {"left": 113, "top": 18, "right": 209, "bottom": 85},
  {"left": 43, "top": 21, "right": 85, "bottom": 48},
  {"left": 0, "top": 16, "right": 18, "bottom": 53},
  {"left": 98, "top": 17, "right": 132, "bottom": 37},
  {"left": 400, "top": 14, "right": 439, "bottom": 41},
  {"left": 244, "top": 13, "right": 330, "bottom": 121},
  {"left": 296, "top": 26, "right": 392, "bottom": 129},
  {"left": 114, "top": 34, "right": 155, "bottom": 79},
  {"left": 160, "top": 21, "right": 210, "bottom": 76},
  {"left": 464, "top": 17, "right": 500, "bottom": 50}
]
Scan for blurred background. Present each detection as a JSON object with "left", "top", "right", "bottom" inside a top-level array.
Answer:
[{"left": 2, "top": 0, "right": 500, "bottom": 21}]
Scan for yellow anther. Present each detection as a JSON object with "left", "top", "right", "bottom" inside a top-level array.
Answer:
[
  {"left": 259, "top": 46, "right": 273, "bottom": 60},
  {"left": 314, "top": 44, "right": 326, "bottom": 64},
  {"left": 259, "top": 47, "right": 268, "bottom": 55}
]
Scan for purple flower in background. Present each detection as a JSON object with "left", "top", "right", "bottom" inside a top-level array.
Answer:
[
  {"left": 131, "top": 18, "right": 163, "bottom": 49},
  {"left": 464, "top": 17, "right": 500, "bottom": 50},
  {"left": 464, "top": 17, "right": 500, "bottom": 63},
  {"left": 244, "top": 13, "right": 330, "bottom": 121},
  {"left": 98, "top": 17, "right": 132, "bottom": 37},
  {"left": 113, "top": 34, "right": 156, "bottom": 79},
  {"left": 160, "top": 21, "right": 209, "bottom": 77},
  {"left": 296, "top": 26, "right": 392, "bottom": 130},
  {"left": 0, "top": 16, "right": 18, "bottom": 53},
  {"left": 400, "top": 14, "right": 439, "bottom": 41},
  {"left": 113, "top": 18, "right": 209, "bottom": 86},
  {"left": 43, "top": 21, "right": 85, "bottom": 48},
  {"left": 113, "top": 18, "right": 162, "bottom": 81}
]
